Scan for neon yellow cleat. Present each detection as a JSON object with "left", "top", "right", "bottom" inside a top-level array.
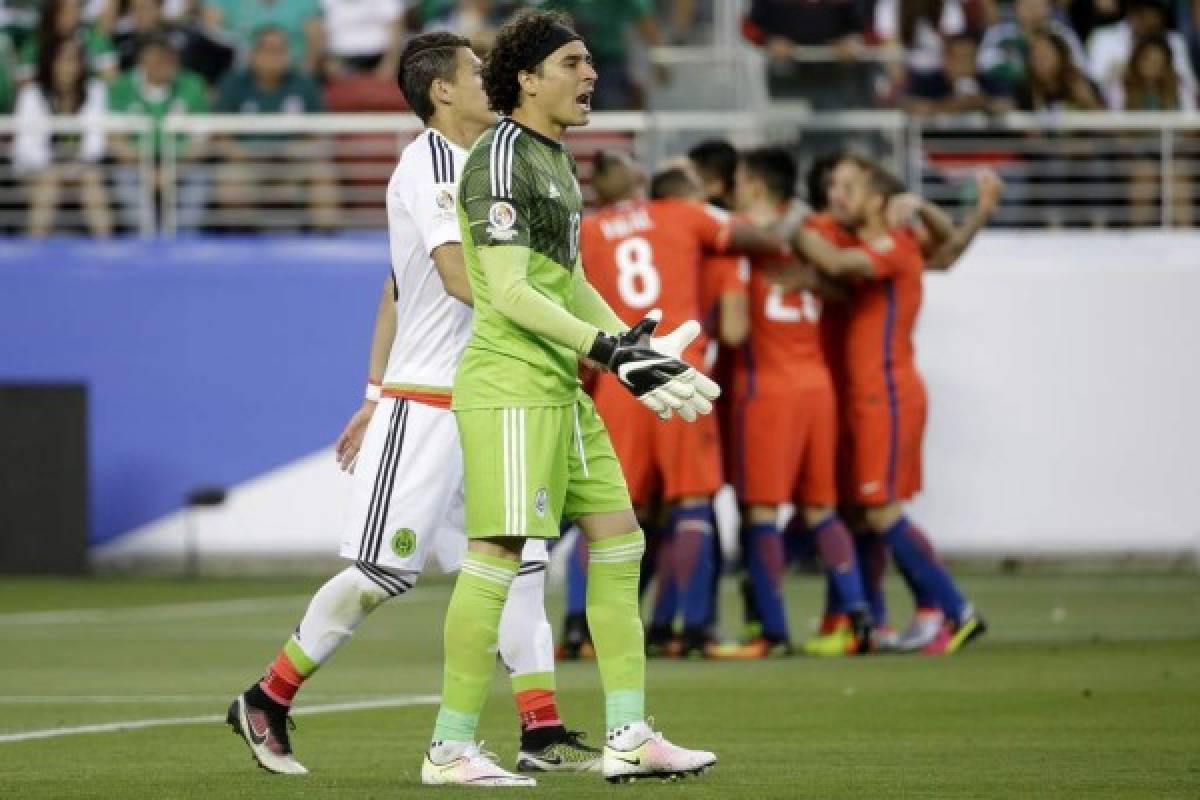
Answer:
[{"left": 802, "top": 628, "right": 856, "bottom": 657}]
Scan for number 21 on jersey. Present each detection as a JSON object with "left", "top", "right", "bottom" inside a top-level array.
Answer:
[
  {"left": 765, "top": 285, "right": 820, "bottom": 323},
  {"left": 615, "top": 236, "right": 660, "bottom": 309}
]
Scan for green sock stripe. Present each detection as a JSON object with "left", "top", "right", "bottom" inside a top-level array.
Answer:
[
  {"left": 432, "top": 708, "right": 480, "bottom": 743},
  {"left": 460, "top": 561, "right": 518, "bottom": 587},
  {"left": 589, "top": 530, "right": 644, "bottom": 553},
  {"left": 511, "top": 670, "right": 556, "bottom": 694},
  {"left": 284, "top": 638, "right": 318, "bottom": 677},
  {"left": 463, "top": 552, "right": 521, "bottom": 573},
  {"left": 605, "top": 689, "right": 645, "bottom": 730}
]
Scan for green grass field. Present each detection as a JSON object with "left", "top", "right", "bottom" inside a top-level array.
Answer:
[{"left": 2, "top": 572, "right": 1198, "bottom": 798}]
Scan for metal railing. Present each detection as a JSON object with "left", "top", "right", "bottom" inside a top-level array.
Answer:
[
  {"left": 3, "top": 110, "right": 1198, "bottom": 235},
  {"left": 0, "top": 114, "right": 154, "bottom": 237}
]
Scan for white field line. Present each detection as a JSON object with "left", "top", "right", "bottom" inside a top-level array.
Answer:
[
  {"left": 0, "top": 597, "right": 312, "bottom": 626},
  {"left": 0, "top": 694, "right": 441, "bottom": 744},
  {"left": 0, "top": 694, "right": 376, "bottom": 705},
  {"left": 0, "top": 586, "right": 443, "bottom": 627}
]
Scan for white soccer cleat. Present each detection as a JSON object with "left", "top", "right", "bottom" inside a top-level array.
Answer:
[
  {"left": 602, "top": 721, "right": 716, "bottom": 783},
  {"left": 895, "top": 609, "right": 945, "bottom": 652},
  {"left": 421, "top": 741, "right": 537, "bottom": 787}
]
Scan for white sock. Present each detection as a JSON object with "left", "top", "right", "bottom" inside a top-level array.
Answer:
[
  {"left": 497, "top": 562, "right": 556, "bottom": 679},
  {"left": 429, "top": 740, "right": 473, "bottom": 763},
  {"left": 607, "top": 720, "right": 652, "bottom": 750},
  {"left": 291, "top": 562, "right": 417, "bottom": 666}
]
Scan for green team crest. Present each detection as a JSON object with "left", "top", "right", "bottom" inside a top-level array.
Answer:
[{"left": 390, "top": 528, "right": 417, "bottom": 558}]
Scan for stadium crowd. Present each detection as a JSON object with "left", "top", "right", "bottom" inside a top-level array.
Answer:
[{"left": 1, "top": 0, "right": 1195, "bottom": 235}]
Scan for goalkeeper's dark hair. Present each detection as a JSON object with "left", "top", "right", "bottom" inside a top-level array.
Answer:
[
  {"left": 686, "top": 139, "right": 738, "bottom": 195},
  {"left": 397, "top": 32, "right": 471, "bottom": 123},
  {"left": 483, "top": 9, "right": 576, "bottom": 115},
  {"left": 650, "top": 165, "right": 697, "bottom": 200},
  {"left": 740, "top": 146, "right": 797, "bottom": 203}
]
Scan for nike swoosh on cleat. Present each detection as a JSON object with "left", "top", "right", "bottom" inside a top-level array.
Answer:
[
  {"left": 243, "top": 706, "right": 268, "bottom": 746},
  {"left": 613, "top": 756, "right": 641, "bottom": 766}
]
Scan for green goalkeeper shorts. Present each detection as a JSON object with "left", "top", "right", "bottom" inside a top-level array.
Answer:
[{"left": 456, "top": 391, "right": 631, "bottom": 540}]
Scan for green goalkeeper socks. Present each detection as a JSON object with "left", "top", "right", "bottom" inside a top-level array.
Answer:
[
  {"left": 587, "top": 530, "right": 647, "bottom": 730},
  {"left": 431, "top": 552, "right": 518, "bottom": 743}
]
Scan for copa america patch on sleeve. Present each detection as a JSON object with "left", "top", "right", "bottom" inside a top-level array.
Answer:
[{"left": 487, "top": 201, "right": 518, "bottom": 241}]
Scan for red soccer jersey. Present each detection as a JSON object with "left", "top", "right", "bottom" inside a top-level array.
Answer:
[
  {"left": 731, "top": 250, "right": 827, "bottom": 398},
  {"left": 700, "top": 253, "right": 749, "bottom": 342},
  {"left": 843, "top": 226, "right": 925, "bottom": 400},
  {"left": 582, "top": 198, "right": 733, "bottom": 367},
  {"left": 806, "top": 213, "right": 858, "bottom": 391}
]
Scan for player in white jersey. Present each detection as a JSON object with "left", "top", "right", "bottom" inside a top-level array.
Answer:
[{"left": 227, "top": 33, "right": 599, "bottom": 781}]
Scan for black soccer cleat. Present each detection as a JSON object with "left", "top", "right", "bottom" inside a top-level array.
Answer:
[{"left": 226, "top": 686, "right": 307, "bottom": 775}]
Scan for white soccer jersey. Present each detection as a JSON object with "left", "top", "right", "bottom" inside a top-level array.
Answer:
[{"left": 382, "top": 128, "right": 472, "bottom": 395}]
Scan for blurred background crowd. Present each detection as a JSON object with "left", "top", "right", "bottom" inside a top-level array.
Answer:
[{"left": 1, "top": 0, "right": 1197, "bottom": 237}]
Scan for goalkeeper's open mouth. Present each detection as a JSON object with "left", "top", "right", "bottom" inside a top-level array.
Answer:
[{"left": 576, "top": 91, "right": 593, "bottom": 112}]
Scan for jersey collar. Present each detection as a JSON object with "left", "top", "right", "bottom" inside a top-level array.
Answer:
[{"left": 501, "top": 116, "right": 564, "bottom": 151}]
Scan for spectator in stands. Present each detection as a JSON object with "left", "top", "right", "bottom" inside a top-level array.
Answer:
[
  {"left": 108, "top": 32, "right": 208, "bottom": 231},
  {"left": 874, "top": 0, "right": 969, "bottom": 76},
  {"left": 742, "top": 0, "right": 875, "bottom": 108},
  {"left": 1067, "top": 0, "right": 1124, "bottom": 44},
  {"left": 905, "top": 32, "right": 1012, "bottom": 113},
  {"left": 686, "top": 138, "right": 738, "bottom": 209},
  {"left": 213, "top": 25, "right": 339, "bottom": 232},
  {"left": 112, "top": 0, "right": 234, "bottom": 86},
  {"left": 1087, "top": 0, "right": 1197, "bottom": 110},
  {"left": 1015, "top": 28, "right": 1103, "bottom": 109},
  {"left": 536, "top": 0, "right": 665, "bottom": 109},
  {"left": 1013, "top": 29, "right": 1104, "bottom": 227},
  {"left": 0, "top": 29, "right": 16, "bottom": 111},
  {"left": 12, "top": 36, "right": 111, "bottom": 236},
  {"left": 1111, "top": 30, "right": 1195, "bottom": 108},
  {"left": 319, "top": 0, "right": 403, "bottom": 81},
  {"left": 19, "top": 0, "right": 117, "bottom": 82},
  {"left": 1182, "top": 1, "right": 1200, "bottom": 81},
  {"left": 978, "top": 0, "right": 1085, "bottom": 91},
  {"left": 203, "top": 0, "right": 323, "bottom": 75},
  {"left": 1118, "top": 33, "right": 1193, "bottom": 225}
]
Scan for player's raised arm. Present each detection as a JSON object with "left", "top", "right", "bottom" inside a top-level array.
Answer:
[
  {"left": 792, "top": 227, "right": 876, "bottom": 280},
  {"left": 925, "top": 170, "right": 1005, "bottom": 272}
]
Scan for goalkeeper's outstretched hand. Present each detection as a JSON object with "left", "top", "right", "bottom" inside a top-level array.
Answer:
[{"left": 587, "top": 310, "right": 721, "bottom": 422}]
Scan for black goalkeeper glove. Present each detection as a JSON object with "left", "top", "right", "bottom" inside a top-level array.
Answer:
[{"left": 587, "top": 310, "right": 721, "bottom": 422}]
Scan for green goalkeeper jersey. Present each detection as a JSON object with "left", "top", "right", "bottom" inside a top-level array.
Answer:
[{"left": 454, "top": 117, "right": 608, "bottom": 410}]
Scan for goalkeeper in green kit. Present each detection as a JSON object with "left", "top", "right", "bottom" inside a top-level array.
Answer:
[{"left": 420, "top": 10, "right": 720, "bottom": 788}]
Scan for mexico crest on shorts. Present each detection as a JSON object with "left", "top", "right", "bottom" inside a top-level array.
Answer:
[
  {"left": 390, "top": 528, "right": 416, "bottom": 558},
  {"left": 534, "top": 487, "right": 548, "bottom": 518}
]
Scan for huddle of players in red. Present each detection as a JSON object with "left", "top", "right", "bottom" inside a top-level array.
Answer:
[{"left": 560, "top": 141, "right": 1003, "bottom": 658}]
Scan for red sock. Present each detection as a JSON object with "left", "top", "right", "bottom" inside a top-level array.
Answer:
[
  {"left": 260, "top": 651, "right": 305, "bottom": 707},
  {"left": 515, "top": 689, "right": 562, "bottom": 731}
]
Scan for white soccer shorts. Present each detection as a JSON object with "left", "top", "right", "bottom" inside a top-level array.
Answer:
[{"left": 340, "top": 397, "right": 548, "bottom": 572}]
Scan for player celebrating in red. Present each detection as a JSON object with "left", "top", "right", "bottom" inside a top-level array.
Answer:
[
  {"left": 581, "top": 152, "right": 785, "bottom": 656},
  {"left": 722, "top": 147, "right": 873, "bottom": 657},
  {"left": 793, "top": 155, "right": 995, "bottom": 654}
]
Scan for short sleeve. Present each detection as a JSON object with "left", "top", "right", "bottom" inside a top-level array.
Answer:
[
  {"left": 861, "top": 231, "right": 921, "bottom": 279},
  {"left": 398, "top": 146, "right": 462, "bottom": 255},
  {"left": 705, "top": 254, "right": 749, "bottom": 298},
  {"left": 459, "top": 141, "right": 532, "bottom": 251},
  {"left": 682, "top": 200, "right": 733, "bottom": 253}
]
